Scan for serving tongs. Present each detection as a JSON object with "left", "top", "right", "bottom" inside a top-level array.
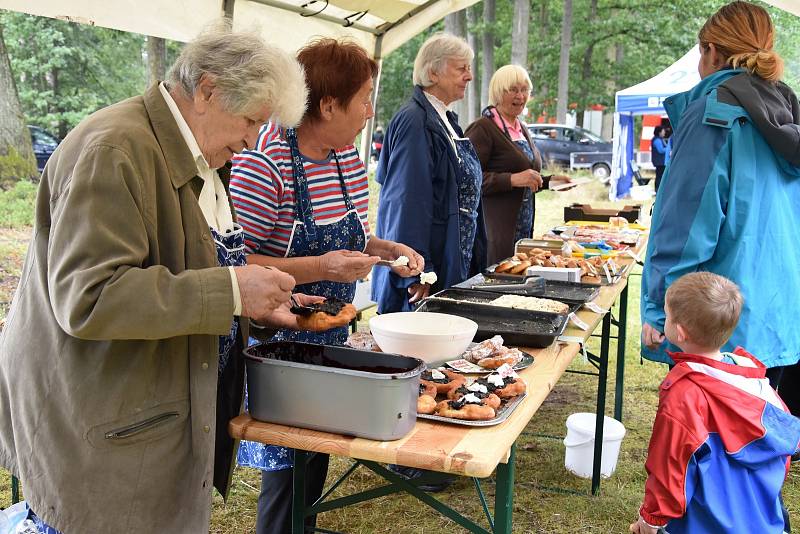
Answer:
[
  {"left": 289, "top": 294, "right": 315, "bottom": 316},
  {"left": 471, "top": 276, "right": 545, "bottom": 293}
]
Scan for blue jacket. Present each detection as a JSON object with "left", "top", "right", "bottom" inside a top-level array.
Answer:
[
  {"left": 372, "top": 86, "right": 487, "bottom": 313},
  {"left": 650, "top": 136, "right": 667, "bottom": 166},
  {"left": 641, "top": 69, "right": 800, "bottom": 366}
]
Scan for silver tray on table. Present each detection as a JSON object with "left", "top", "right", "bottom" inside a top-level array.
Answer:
[{"left": 416, "top": 392, "right": 527, "bottom": 427}]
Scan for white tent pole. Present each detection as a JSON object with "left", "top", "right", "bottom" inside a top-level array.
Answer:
[{"left": 360, "top": 35, "right": 384, "bottom": 164}]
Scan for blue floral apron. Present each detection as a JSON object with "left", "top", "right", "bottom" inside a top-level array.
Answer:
[
  {"left": 513, "top": 139, "right": 536, "bottom": 243},
  {"left": 452, "top": 136, "right": 483, "bottom": 277},
  {"left": 238, "top": 128, "right": 367, "bottom": 471}
]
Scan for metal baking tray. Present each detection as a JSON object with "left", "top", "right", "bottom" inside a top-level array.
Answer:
[
  {"left": 417, "top": 392, "right": 527, "bottom": 427},
  {"left": 426, "top": 288, "right": 580, "bottom": 315},
  {"left": 416, "top": 298, "right": 568, "bottom": 348},
  {"left": 245, "top": 341, "right": 425, "bottom": 441}
]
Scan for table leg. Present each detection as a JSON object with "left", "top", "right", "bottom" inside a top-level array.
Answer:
[
  {"left": 11, "top": 475, "right": 19, "bottom": 504},
  {"left": 493, "top": 444, "right": 515, "bottom": 534},
  {"left": 293, "top": 450, "right": 308, "bottom": 534},
  {"left": 591, "top": 314, "right": 611, "bottom": 495},
  {"left": 614, "top": 283, "right": 629, "bottom": 422}
]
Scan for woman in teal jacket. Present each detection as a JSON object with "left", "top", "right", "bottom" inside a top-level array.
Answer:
[{"left": 641, "top": 2, "right": 800, "bottom": 383}]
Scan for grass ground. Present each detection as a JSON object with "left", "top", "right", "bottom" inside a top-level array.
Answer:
[{"left": 1, "top": 176, "right": 798, "bottom": 532}]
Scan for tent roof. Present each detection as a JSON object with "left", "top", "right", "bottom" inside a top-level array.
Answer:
[
  {"left": 0, "top": 0, "right": 479, "bottom": 58},
  {"left": 615, "top": 46, "right": 701, "bottom": 115}
]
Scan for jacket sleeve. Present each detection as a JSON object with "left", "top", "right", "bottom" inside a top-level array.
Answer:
[
  {"left": 375, "top": 110, "right": 435, "bottom": 286},
  {"left": 653, "top": 137, "right": 668, "bottom": 154},
  {"left": 641, "top": 107, "right": 731, "bottom": 333},
  {"left": 47, "top": 144, "right": 234, "bottom": 340},
  {"left": 465, "top": 120, "right": 513, "bottom": 195},
  {"left": 640, "top": 392, "right": 706, "bottom": 527}
]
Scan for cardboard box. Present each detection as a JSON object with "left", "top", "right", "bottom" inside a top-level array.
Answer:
[
  {"left": 525, "top": 266, "right": 582, "bottom": 283},
  {"left": 563, "top": 203, "right": 641, "bottom": 223},
  {"left": 516, "top": 238, "right": 571, "bottom": 257}
]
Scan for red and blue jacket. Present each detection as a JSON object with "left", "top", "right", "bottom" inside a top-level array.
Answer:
[{"left": 640, "top": 349, "right": 800, "bottom": 533}]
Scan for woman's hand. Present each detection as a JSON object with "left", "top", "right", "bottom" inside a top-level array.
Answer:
[
  {"left": 388, "top": 243, "right": 425, "bottom": 278},
  {"left": 256, "top": 293, "right": 326, "bottom": 330},
  {"left": 319, "top": 250, "right": 380, "bottom": 283},
  {"left": 642, "top": 323, "right": 665, "bottom": 350},
  {"left": 510, "top": 169, "right": 543, "bottom": 192},
  {"left": 408, "top": 283, "right": 430, "bottom": 304},
  {"left": 629, "top": 517, "right": 659, "bottom": 534}
]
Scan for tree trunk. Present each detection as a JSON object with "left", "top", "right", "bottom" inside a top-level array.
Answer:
[
  {"left": 538, "top": 2, "right": 549, "bottom": 105},
  {"left": 466, "top": 5, "right": 480, "bottom": 123},
  {"left": 556, "top": 0, "right": 573, "bottom": 124},
  {"left": 147, "top": 36, "right": 167, "bottom": 86},
  {"left": 577, "top": 0, "right": 598, "bottom": 126},
  {"left": 445, "top": 10, "right": 469, "bottom": 127},
  {"left": 0, "top": 22, "right": 36, "bottom": 183},
  {"left": 511, "top": 0, "right": 530, "bottom": 67},
  {"left": 481, "top": 0, "right": 495, "bottom": 108}
]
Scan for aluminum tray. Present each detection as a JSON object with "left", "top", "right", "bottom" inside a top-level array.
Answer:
[
  {"left": 461, "top": 274, "right": 600, "bottom": 303},
  {"left": 245, "top": 341, "right": 425, "bottom": 441},
  {"left": 417, "top": 392, "right": 527, "bottom": 427},
  {"left": 415, "top": 298, "right": 568, "bottom": 348}
]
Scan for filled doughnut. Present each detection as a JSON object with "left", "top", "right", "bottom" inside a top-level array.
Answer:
[
  {"left": 477, "top": 348, "right": 524, "bottom": 370},
  {"left": 419, "top": 382, "right": 437, "bottom": 398},
  {"left": 435, "top": 394, "right": 496, "bottom": 420},
  {"left": 508, "top": 260, "right": 531, "bottom": 274},
  {"left": 476, "top": 373, "right": 527, "bottom": 399},
  {"left": 345, "top": 331, "right": 381, "bottom": 352},
  {"left": 293, "top": 297, "right": 357, "bottom": 332},
  {"left": 446, "top": 382, "right": 501, "bottom": 409},
  {"left": 420, "top": 368, "right": 466, "bottom": 394},
  {"left": 494, "top": 259, "right": 520, "bottom": 273}
]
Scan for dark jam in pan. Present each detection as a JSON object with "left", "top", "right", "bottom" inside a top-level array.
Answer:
[
  {"left": 450, "top": 385, "right": 490, "bottom": 399},
  {"left": 475, "top": 376, "right": 515, "bottom": 392},
  {"left": 448, "top": 396, "right": 482, "bottom": 410},
  {"left": 248, "top": 342, "right": 411, "bottom": 374}
]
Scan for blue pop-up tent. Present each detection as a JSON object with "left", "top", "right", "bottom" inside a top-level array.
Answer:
[{"left": 610, "top": 46, "right": 701, "bottom": 199}]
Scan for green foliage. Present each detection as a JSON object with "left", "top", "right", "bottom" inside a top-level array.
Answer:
[
  {"left": 0, "top": 146, "right": 36, "bottom": 187},
  {"left": 0, "top": 179, "right": 36, "bottom": 228},
  {"left": 0, "top": 10, "right": 149, "bottom": 137}
]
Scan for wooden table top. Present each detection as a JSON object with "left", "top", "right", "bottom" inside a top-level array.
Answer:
[{"left": 229, "top": 235, "right": 645, "bottom": 479}]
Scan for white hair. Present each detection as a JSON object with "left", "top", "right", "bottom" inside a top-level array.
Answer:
[
  {"left": 412, "top": 32, "right": 474, "bottom": 87},
  {"left": 488, "top": 65, "right": 532, "bottom": 106},
  {"left": 168, "top": 21, "right": 308, "bottom": 127}
]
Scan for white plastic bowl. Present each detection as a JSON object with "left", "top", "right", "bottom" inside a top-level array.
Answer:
[{"left": 369, "top": 312, "right": 478, "bottom": 364}]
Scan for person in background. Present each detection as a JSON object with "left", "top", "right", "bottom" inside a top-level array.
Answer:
[
  {"left": 465, "top": 64, "right": 572, "bottom": 265},
  {"left": 641, "top": 2, "right": 800, "bottom": 392},
  {"left": 372, "top": 32, "right": 487, "bottom": 314},
  {"left": 631, "top": 272, "right": 800, "bottom": 534},
  {"left": 229, "top": 38, "right": 423, "bottom": 534},
  {"left": 0, "top": 24, "right": 311, "bottom": 533},
  {"left": 650, "top": 125, "right": 668, "bottom": 192}
]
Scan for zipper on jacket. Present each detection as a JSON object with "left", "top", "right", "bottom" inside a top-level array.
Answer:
[{"left": 105, "top": 411, "right": 180, "bottom": 439}]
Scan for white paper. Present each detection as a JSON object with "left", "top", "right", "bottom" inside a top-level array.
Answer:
[{"left": 568, "top": 312, "right": 590, "bottom": 331}]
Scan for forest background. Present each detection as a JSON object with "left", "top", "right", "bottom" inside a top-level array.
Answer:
[{"left": 0, "top": 0, "right": 799, "bottom": 183}]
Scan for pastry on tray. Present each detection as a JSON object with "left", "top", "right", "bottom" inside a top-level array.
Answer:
[
  {"left": 477, "top": 372, "right": 527, "bottom": 399},
  {"left": 434, "top": 394, "right": 496, "bottom": 420},
  {"left": 292, "top": 297, "right": 357, "bottom": 332},
  {"left": 417, "top": 394, "right": 437, "bottom": 414},
  {"left": 345, "top": 331, "right": 381, "bottom": 351},
  {"left": 420, "top": 368, "right": 466, "bottom": 394},
  {"left": 446, "top": 381, "right": 501, "bottom": 409},
  {"left": 462, "top": 335, "right": 525, "bottom": 370}
]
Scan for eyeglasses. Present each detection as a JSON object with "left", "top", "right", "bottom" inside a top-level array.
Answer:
[{"left": 506, "top": 86, "right": 531, "bottom": 96}]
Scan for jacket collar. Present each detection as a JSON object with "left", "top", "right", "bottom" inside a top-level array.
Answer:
[
  {"left": 664, "top": 68, "right": 744, "bottom": 132},
  {"left": 411, "top": 85, "right": 464, "bottom": 138},
  {"left": 143, "top": 82, "right": 201, "bottom": 190},
  {"left": 667, "top": 347, "right": 767, "bottom": 380}
]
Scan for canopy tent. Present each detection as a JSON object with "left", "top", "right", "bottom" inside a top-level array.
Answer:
[
  {"left": 0, "top": 0, "right": 479, "bottom": 158},
  {"left": 609, "top": 46, "right": 701, "bottom": 199}
]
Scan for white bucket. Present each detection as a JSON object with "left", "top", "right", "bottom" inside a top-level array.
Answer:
[{"left": 563, "top": 412, "right": 626, "bottom": 479}]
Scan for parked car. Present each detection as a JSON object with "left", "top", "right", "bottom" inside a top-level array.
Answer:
[
  {"left": 528, "top": 124, "right": 612, "bottom": 179},
  {"left": 28, "top": 125, "right": 60, "bottom": 173}
]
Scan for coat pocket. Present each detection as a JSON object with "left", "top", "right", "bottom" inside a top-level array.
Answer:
[{"left": 87, "top": 399, "right": 189, "bottom": 449}]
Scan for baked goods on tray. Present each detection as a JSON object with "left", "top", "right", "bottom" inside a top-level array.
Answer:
[
  {"left": 489, "top": 294, "right": 569, "bottom": 314},
  {"left": 434, "top": 394, "right": 496, "bottom": 421},
  {"left": 292, "top": 297, "right": 357, "bottom": 332},
  {"left": 420, "top": 368, "right": 466, "bottom": 394},
  {"left": 462, "top": 335, "right": 525, "bottom": 369},
  {"left": 344, "top": 331, "right": 381, "bottom": 351}
]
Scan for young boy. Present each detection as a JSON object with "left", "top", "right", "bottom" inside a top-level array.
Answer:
[{"left": 631, "top": 272, "right": 800, "bottom": 534}]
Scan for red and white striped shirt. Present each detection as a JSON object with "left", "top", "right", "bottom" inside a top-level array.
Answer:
[{"left": 230, "top": 125, "right": 371, "bottom": 257}]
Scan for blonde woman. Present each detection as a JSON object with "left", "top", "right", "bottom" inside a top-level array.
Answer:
[{"left": 465, "top": 65, "right": 571, "bottom": 264}]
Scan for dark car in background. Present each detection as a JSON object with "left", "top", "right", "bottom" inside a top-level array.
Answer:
[
  {"left": 28, "top": 125, "right": 60, "bottom": 173},
  {"left": 528, "top": 124, "right": 613, "bottom": 179}
]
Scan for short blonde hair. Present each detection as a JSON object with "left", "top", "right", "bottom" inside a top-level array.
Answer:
[
  {"left": 412, "top": 32, "right": 473, "bottom": 87},
  {"left": 488, "top": 65, "right": 532, "bottom": 107},
  {"left": 168, "top": 21, "right": 308, "bottom": 127},
  {"left": 699, "top": 1, "right": 783, "bottom": 82},
  {"left": 665, "top": 272, "right": 743, "bottom": 349}
]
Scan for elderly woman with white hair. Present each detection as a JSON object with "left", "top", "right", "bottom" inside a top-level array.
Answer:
[
  {"left": 465, "top": 65, "right": 572, "bottom": 264},
  {"left": 0, "top": 23, "right": 312, "bottom": 533},
  {"left": 372, "top": 32, "right": 487, "bottom": 314}
]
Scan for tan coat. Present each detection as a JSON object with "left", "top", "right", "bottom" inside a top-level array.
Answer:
[{"left": 0, "top": 84, "right": 244, "bottom": 533}]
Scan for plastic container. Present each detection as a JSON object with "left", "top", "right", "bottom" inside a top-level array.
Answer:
[
  {"left": 563, "top": 412, "right": 626, "bottom": 478},
  {"left": 369, "top": 312, "right": 477, "bottom": 363},
  {"left": 245, "top": 342, "right": 424, "bottom": 441}
]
